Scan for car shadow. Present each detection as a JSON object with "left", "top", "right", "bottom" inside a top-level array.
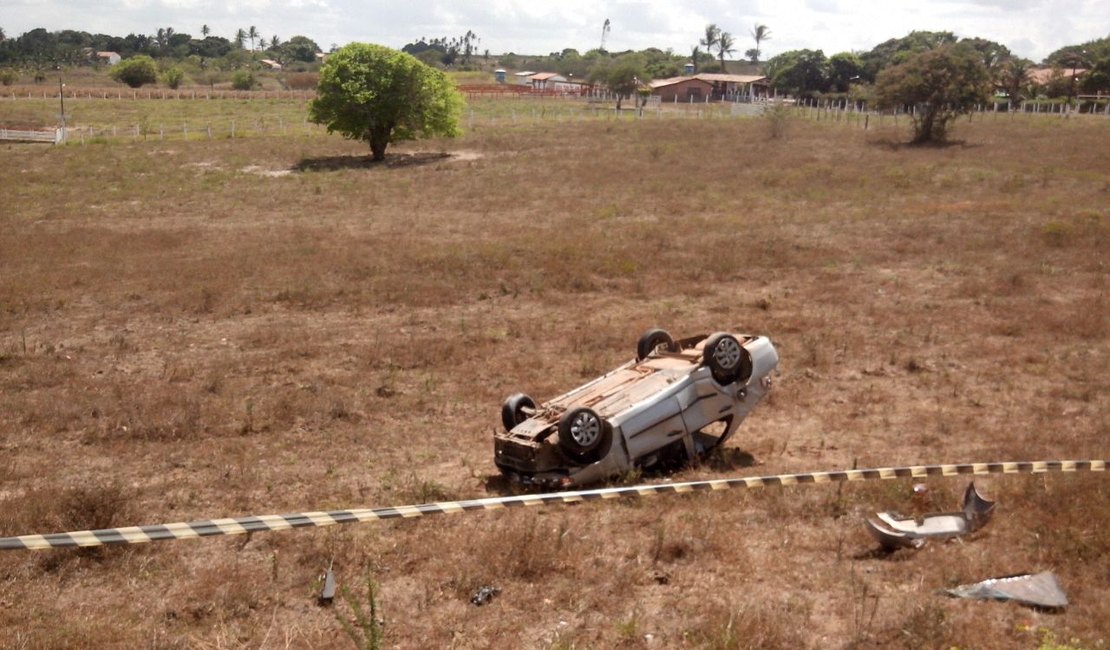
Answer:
[
  {"left": 481, "top": 447, "right": 760, "bottom": 495},
  {"left": 702, "top": 447, "right": 758, "bottom": 472},
  {"left": 294, "top": 151, "right": 453, "bottom": 172}
]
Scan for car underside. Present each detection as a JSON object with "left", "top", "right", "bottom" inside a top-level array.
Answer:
[{"left": 494, "top": 330, "right": 778, "bottom": 487}]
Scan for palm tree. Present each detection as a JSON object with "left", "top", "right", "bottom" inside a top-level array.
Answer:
[
  {"left": 690, "top": 45, "right": 700, "bottom": 74},
  {"left": 999, "top": 58, "right": 1030, "bottom": 110},
  {"left": 201, "top": 24, "right": 210, "bottom": 38},
  {"left": 234, "top": 28, "right": 246, "bottom": 50},
  {"left": 0, "top": 26, "right": 6, "bottom": 42},
  {"left": 248, "top": 25, "right": 258, "bottom": 52},
  {"left": 270, "top": 35, "right": 280, "bottom": 49},
  {"left": 750, "top": 24, "right": 771, "bottom": 63},
  {"left": 717, "top": 31, "right": 736, "bottom": 72},
  {"left": 700, "top": 24, "right": 720, "bottom": 55}
]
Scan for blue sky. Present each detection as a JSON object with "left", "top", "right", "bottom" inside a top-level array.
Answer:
[{"left": 2, "top": 0, "right": 1106, "bottom": 61}]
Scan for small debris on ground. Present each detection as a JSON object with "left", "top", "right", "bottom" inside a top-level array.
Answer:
[
  {"left": 470, "top": 585, "right": 501, "bottom": 606},
  {"left": 318, "top": 568, "right": 337, "bottom": 606},
  {"left": 945, "top": 571, "right": 1067, "bottom": 610}
]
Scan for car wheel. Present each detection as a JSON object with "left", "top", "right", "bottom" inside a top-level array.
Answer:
[
  {"left": 501, "top": 393, "right": 536, "bottom": 432},
  {"left": 704, "top": 333, "right": 753, "bottom": 384},
  {"left": 558, "top": 407, "right": 610, "bottom": 460},
  {"left": 636, "top": 328, "right": 677, "bottom": 361}
]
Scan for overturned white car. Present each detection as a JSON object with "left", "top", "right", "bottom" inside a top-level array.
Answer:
[{"left": 495, "top": 329, "right": 778, "bottom": 487}]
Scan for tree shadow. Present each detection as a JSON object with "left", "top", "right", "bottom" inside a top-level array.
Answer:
[
  {"left": 868, "top": 137, "right": 979, "bottom": 151},
  {"left": 294, "top": 151, "right": 453, "bottom": 172}
]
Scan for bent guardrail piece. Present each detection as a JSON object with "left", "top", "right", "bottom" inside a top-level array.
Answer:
[{"left": 866, "top": 481, "right": 996, "bottom": 550}]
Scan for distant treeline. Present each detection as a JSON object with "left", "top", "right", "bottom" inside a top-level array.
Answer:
[{"left": 0, "top": 26, "right": 323, "bottom": 69}]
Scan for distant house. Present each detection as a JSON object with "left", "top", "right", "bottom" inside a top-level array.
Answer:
[
  {"left": 514, "top": 71, "right": 536, "bottom": 86},
  {"left": 259, "top": 59, "right": 283, "bottom": 70},
  {"left": 1027, "top": 67, "right": 1087, "bottom": 87},
  {"left": 649, "top": 73, "right": 768, "bottom": 102},
  {"left": 649, "top": 76, "right": 714, "bottom": 102},
  {"left": 97, "top": 51, "right": 121, "bottom": 66},
  {"left": 693, "top": 73, "right": 769, "bottom": 99},
  {"left": 528, "top": 72, "right": 566, "bottom": 91}
]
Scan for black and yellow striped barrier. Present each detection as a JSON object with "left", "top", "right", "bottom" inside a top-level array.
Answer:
[{"left": 1, "top": 460, "right": 1104, "bottom": 551}]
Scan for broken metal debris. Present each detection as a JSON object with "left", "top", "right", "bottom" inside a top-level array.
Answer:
[
  {"left": 470, "top": 585, "right": 501, "bottom": 606},
  {"left": 866, "top": 482, "right": 995, "bottom": 550},
  {"left": 945, "top": 572, "right": 1068, "bottom": 610}
]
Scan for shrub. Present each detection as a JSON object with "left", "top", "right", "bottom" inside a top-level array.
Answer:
[
  {"left": 110, "top": 55, "right": 158, "bottom": 88},
  {"left": 0, "top": 68, "right": 17, "bottom": 86},
  {"left": 231, "top": 70, "right": 256, "bottom": 91},
  {"left": 162, "top": 67, "right": 185, "bottom": 89},
  {"left": 763, "top": 101, "right": 792, "bottom": 139}
]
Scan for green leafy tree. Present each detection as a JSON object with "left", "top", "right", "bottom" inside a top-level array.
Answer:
[
  {"left": 874, "top": 44, "right": 992, "bottom": 144},
  {"left": 277, "top": 35, "right": 321, "bottom": 63},
  {"left": 861, "top": 30, "right": 957, "bottom": 82},
  {"left": 1042, "top": 37, "right": 1109, "bottom": 67},
  {"left": 828, "top": 52, "right": 863, "bottom": 92},
  {"left": 309, "top": 43, "right": 463, "bottom": 161},
  {"left": 588, "top": 54, "right": 647, "bottom": 110},
  {"left": 766, "top": 49, "right": 829, "bottom": 98},
  {"left": 110, "top": 55, "right": 158, "bottom": 87},
  {"left": 640, "top": 47, "right": 682, "bottom": 79},
  {"left": 1080, "top": 49, "right": 1110, "bottom": 94}
]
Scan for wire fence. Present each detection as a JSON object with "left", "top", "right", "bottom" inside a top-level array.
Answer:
[
  {"left": 50, "top": 117, "right": 328, "bottom": 144},
  {"left": 3, "top": 93, "right": 1107, "bottom": 147},
  {"left": 0, "top": 86, "right": 316, "bottom": 101}
]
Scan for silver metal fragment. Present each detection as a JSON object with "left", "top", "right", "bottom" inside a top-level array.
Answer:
[
  {"left": 945, "top": 571, "right": 1068, "bottom": 609},
  {"left": 866, "top": 482, "right": 995, "bottom": 550}
]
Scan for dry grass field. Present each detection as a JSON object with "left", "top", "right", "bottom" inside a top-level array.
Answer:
[{"left": 0, "top": 102, "right": 1107, "bottom": 649}]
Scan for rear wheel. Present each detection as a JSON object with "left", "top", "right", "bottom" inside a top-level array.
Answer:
[
  {"left": 704, "top": 333, "right": 753, "bottom": 384},
  {"left": 636, "top": 328, "right": 677, "bottom": 361},
  {"left": 501, "top": 393, "right": 536, "bottom": 432},
  {"left": 558, "top": 407, "right": 611, "bottom": 462}
]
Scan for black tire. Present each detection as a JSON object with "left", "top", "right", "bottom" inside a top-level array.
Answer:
[
  {"left": 558, "top": 406, "right": 611, "bottom": 461},
  {"left": 501, "top": 393, "right": 536, "bottom": 432},
  {"left": 704, "top": 333, "right": 753, "bottom": 384},
  {"left": 636, "top": 328, "right": 677, "bottom": 361}
]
